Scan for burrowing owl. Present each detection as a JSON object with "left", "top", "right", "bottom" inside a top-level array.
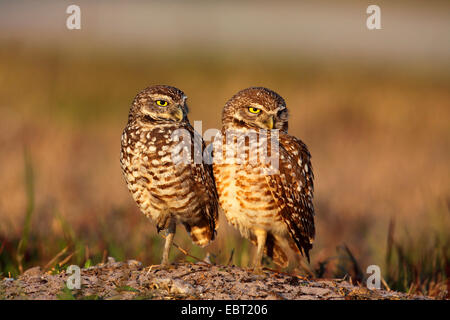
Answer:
[
  {"left": 120, "top": 85, "right": 218, "bottom": 266},
  {"left": 212, "top": 87, "right": 315, "bottom": 268}
]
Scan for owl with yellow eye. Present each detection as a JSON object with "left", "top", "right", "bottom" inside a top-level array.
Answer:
[
  {"left": 120, "top": 85, "right": 219, "bottom": 266},
  {"left": 212, "top": 87, "right": 315, "bottom": 270}
]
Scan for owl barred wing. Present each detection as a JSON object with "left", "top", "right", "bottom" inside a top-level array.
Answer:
[
  {"left": 192, "top": 157, "right": 220, "bottom": 233},
  {"left": 264, "top": 134, "right": 315, "bottom": 261},
  {"left": 184, "top": 124, "right": 219, "bottom": 243}
]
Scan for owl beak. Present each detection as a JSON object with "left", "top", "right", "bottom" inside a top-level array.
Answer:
[
  {"left": 264, "top": 116, "right": 274, "bottom": 130},
  {"left": 171, "top": 106, "right": 184, "bottom": 122}
]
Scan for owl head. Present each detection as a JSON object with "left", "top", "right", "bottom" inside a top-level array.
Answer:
[
  {"left": 129, "top": 85, "right": 188, "bottom": 123},
  {"left": 222, "top": 87, "right": 288, "bottom": 132}
]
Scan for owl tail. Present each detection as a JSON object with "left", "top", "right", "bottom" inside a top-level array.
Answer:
[
  {"left": 265, "top": 233, "right": 289, "bottom": 268},
  {"left": 185, "top": 218, "right": 216, "bottom": 248},
  {"left": 250, "top": 233, "right": 289, "bottom": 268}
]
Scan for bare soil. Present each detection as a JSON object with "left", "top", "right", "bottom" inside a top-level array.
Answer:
[{"left": 0, "top": 258, "right": 431, "bottom": 300}]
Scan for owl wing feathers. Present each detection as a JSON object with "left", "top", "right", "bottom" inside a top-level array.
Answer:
[
  {"left": 264, "top": 134, "right": 315, "bottom": 262},
  {"left": 183, "top": 123, "right": 219, "bottom": 244}
]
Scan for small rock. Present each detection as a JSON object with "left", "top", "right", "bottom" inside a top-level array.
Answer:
[
  {"left": 23, "top": 266, "right": 42, "bottom": 276},
  {"left": 127, "top": 260, "right": 142, "bottom": 268},
  {"left": 171, "top": 279, "right": 195, "bottom": 295},
  {"left": 300, "top": 286, "right": 332, "bottom": 296},
  {"left": 107, "top": 257, "right": 116, "bottom": 264},
  {"left": 151, "top": 278, "right": 195, "bottom": 295}
]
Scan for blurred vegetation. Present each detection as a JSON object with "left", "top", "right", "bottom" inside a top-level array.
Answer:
[{"left": 0, "top": 43, "right": 448, "bottom": 298}]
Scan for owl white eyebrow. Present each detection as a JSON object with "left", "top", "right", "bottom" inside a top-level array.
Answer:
[{"left": 150, "top": 94, "right": 172, "bottom": 101}]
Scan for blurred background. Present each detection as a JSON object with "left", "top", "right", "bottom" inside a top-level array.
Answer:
[{"left": 0, "top": 0, "right": 448, "bottom": 297}]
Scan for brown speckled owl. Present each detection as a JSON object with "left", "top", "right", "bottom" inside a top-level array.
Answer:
[
  {"left": 212, "top": 87, "right": 315, "bottom": 269},
  {"left": 120, "top": 85, "right": 218, "bottom": 266}
]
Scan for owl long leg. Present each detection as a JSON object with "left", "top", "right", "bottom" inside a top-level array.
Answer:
[
  {"left": 253, "top": 228, "right": 267, "bottom": 270},
  {"left": 161, "top": 220, "right": 176, "bottom": 266}
]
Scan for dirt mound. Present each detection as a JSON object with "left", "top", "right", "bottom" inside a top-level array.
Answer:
[{"left": 0, "top": 258, "right": 431, "bottom": 300}]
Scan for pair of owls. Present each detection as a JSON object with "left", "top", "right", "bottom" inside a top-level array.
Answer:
[{"left": 120, "top": 85, "right": 315, "bottom": 269}]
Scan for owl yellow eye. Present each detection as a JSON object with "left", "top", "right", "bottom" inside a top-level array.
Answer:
[
  {"left": 156, "top": 100, "right": 168, "bottom": 107},
  {"left": 248, "top": 107, "right": 261, "bottom": 114}
]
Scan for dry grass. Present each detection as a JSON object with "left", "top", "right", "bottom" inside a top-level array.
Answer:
[{"left": 0, "top": 43, "right": 448, "bottom": 298}]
